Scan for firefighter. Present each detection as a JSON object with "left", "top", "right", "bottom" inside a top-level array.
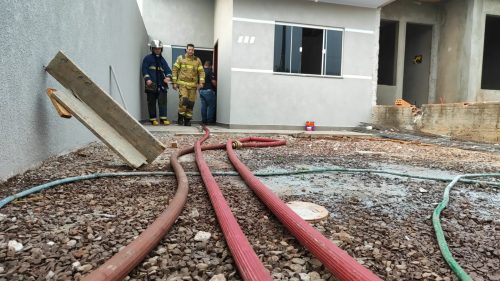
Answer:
[
  {"left": 172, "top": 43, "right": 205, "bottom": 126},
  {"left": 141, "top": 39, "right": 172, "bottom": 125}
]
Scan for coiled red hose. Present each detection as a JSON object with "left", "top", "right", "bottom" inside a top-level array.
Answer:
[
  {"left": 226, "top": 137, "right": 383, "bottom": 281},
  {"left": 84, "top": 130, "right": 381, "bottom": 281}
]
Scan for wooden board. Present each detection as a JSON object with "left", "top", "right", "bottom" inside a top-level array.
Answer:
[
  {"left": 47, "top": 88, "right": 72, "bottom": 118},
  {"left": 45, "top": 51, "right": 165, "bottom": 167},
  {"left": 51, "top": 88, "right": 148, "bottom": 167}
]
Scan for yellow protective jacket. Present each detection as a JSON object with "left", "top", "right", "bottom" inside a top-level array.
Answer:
[{"left": 172, "top": 55, "right": 205, "bottom": 89}]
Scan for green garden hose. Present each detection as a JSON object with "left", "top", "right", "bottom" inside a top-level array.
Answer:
[
  {"left": 1, "top": 168, "right": 498, "bottom": 281},
  {"left": 432, "top": 173, "right": 499, "bottom": 281}
]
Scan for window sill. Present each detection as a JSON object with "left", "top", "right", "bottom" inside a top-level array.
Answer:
[{"left": 273, "top": 72, "right": 343, "bottom": 79}]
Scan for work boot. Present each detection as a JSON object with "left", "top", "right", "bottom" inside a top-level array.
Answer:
[
  {"left": 177, "top": 114, "right": 184, "bottom": 125},
  {"left": 184, "top": 118, "right": 191, "bottom": 126},
  {"left": 150, "top": 119, "right": 159, "bottom": 126},
  {"left": 160, "top": 118, "right": 171, "bottom": 125}
]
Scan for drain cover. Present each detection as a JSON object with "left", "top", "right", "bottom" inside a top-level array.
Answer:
[{"left": 286, "top": 201, "right": 329, "bottom": 222}]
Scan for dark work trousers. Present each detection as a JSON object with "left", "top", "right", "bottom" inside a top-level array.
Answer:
[
  {"left": 199, "top": 89, "right": 216, "bottom": 123},
  {"left": 146, "top": 91, "right": 168, "bottom": 119}
]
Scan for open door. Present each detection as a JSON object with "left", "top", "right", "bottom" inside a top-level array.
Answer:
[{"left": 403, "top": 23, "right": 432, "bottom": 106}]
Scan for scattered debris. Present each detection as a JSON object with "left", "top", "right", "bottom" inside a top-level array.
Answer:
[
  {"left": 8, "top": 240, "right": 23, "bottom": 252},
  {"left": 194, "top": 231, "right": 212, "bottom": 242}
]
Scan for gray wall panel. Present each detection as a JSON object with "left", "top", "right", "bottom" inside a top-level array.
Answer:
[
  {"left": 0, "top": 0, "right": 148, "bottom": 181},
  {"left": 229, "top": 0, "right": 379, "bottom": 127}
]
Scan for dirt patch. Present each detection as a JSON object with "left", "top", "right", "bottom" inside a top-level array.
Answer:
[{"left": 0, "top": 133, "right": 499, "bottom": 280}]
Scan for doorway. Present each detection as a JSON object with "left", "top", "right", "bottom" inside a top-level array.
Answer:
[
  {"left": 171, "top": 46, "right": 213, "bottom": 67},
  {"left": 403, "top": 23, "right": 432, "bottom": 106}
]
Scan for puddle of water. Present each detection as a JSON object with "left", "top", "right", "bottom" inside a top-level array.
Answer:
[
  {"left": 369, "top": 163, "right": 459, "bottom": 181},
  {"left": 256, "top": 165, "right": 408, "bottom": 199}
]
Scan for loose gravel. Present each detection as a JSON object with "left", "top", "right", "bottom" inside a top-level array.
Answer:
[{"left": 0, "top": 133, "right": 499, "bottom": 281}]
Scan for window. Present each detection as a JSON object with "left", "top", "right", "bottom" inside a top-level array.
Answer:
[
  {"left": 378, "top": 20, "right": 398, "bottom": 85},
  {"left": 481, "top": 15, "right": 500, "bottom": 90},
  {"left": 273, "top": 23, "right": 343, "bottom": 76}
]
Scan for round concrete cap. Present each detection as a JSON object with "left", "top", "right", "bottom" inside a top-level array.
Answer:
[{"left": 286, "top": 201, "right": 329, "bottom": 222}]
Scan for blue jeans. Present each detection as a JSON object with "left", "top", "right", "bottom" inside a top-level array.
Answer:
[{"left": 200, "top": 89, "right": 216, "bottom": 123}]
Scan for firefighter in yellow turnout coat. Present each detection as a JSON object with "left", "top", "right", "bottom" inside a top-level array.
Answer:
[{"left": 172, "top": 44, "right": 205, "bottom": 126}]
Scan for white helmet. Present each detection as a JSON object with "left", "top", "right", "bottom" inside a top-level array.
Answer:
[{"left": 148, "top": 40, "right": 163, "bottom": 52}]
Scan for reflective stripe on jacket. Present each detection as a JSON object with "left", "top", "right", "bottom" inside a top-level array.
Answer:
[
  {"left": 141, "top": 54, "right": 172, "bottom": 92},
  {"left": 172, "top": 55, "right": 205, "bottom": 88}
]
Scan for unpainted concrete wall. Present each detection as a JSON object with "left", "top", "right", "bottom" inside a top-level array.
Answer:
[
  {"left": 435, "top": 0, "right": 470, "bottom": 103},
  {"left": 420, "top": 102, "right": 500, "bottom": 143},
  {"left": 373, "top": 103, "right": 500, "bottom": 143},
  {"left": 380, "top": 0, "right": 441, "bottom": 105},
  {"left": 0, "top": 0, "right": 148, "bottom": 181},
  {"left": 372, "top": 106, "right": 414, "bottom": 130},
  {"left": 230, "top": 0, "right": 380, "bottom": 128},
  {"left": 471, "top": 0, "right": 500, "bottom": 103},
  {"left": 141, "top": 0, "right": 215, "bottom": 122}
]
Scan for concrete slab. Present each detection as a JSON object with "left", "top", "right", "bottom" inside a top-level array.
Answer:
[{"left": 143, "top": 123, "right": 373, "bottom": 138}]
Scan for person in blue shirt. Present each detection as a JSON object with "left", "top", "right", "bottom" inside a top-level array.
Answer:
[
  {"left": 199, "top": 60, "right": 217, "bottom": 124},
  {"left": 142, "top": 40, "right": 172, "bottom": 125}
]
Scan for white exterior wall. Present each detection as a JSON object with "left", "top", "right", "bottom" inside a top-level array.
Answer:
[
  {"left": 214, "top": 0, "right": 234, "bottom": 124},
  {"left": 230, "top": 0, "right": 380, "bottom": 128},
  {"left": 141, "top": 0, "right": 215, "bottom": 122},
  {"left": 0, "top": 0, "right": 148, "bottom": 181}
]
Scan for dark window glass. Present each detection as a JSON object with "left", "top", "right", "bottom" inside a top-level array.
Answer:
[
  {"left": 274, "top": 23, "right": 343, "bottom": 76},
  {"left": 172, "top": 47, "right": 184, "bottom": 66},
  {"left": 273, "top": 25, "right": 291, "bottom": 72},
  {"left": 481, "top": 15, "right": 500, "bottom": 90},
  {"left": 301, "top": 28, "right": 323, "bottom": 75},
  {"left": 324, "top": 30, "right": 342, "bottom": 76},
  {"left": 291, "top": 27, "right": 303, "bottom": 73}
]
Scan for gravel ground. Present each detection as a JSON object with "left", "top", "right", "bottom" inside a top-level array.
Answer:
[{"left": 0, "top": 132, "right": 499, "bottom": 281}]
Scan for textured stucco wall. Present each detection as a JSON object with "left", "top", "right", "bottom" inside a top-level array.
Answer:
[
  {"left": 214, "top": 0, "right": 233, "bottom": 124},
  {"left": 141, "top": 0, "right": 215, "bottom": 122},
  {"left": 142, "top": 0, "right": 215, "bottom": 49},
  {"left": 0, "top": 0, "right": 148, "bottom": 181},
  {"left": 229, "top": 0, "right": 380, "bottom": 128}
]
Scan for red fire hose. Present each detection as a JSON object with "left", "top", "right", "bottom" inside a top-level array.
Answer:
[
  {"left": 83, "top": 136, "right": 283, "bottom": 280},
  {"left": 194, "top": 127, "right": 274, "bottom": 280},
  {"left": 82, "top": 147, "right": 192, "bottom": 281},
  {"left": 226, "top": 137, "right": 383, "bottom": 281},
  {"left": 84, "top": 129, "right": 381, "bottom": 281}
]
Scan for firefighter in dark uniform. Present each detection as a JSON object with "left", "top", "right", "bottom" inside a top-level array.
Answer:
[{"left": 141, "top": 40, "right": 172, "bottom": 125}]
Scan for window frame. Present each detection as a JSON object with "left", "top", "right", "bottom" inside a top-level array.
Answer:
[{"left": 273, "top": 21, "right": 344, "bottom": 78}]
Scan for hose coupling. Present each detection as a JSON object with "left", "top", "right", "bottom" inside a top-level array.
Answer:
[{"left": 232, "top": 140, "right": 243, "bottom": 149}]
